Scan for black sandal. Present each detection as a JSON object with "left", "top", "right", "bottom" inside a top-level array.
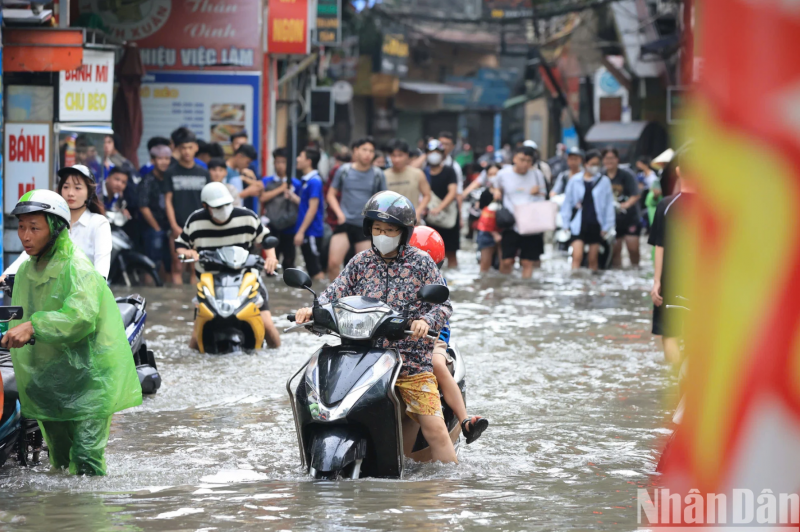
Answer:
[{"left": 461, "top": 417, "right": 489, "bottom": 444}]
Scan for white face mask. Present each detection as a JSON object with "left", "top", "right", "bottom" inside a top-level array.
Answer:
[
  {"left": 427, "top": 152, "right": 443, "bottom": 166},
  {"left": 210, "top": 204, "right": 234, "bottom": 222},
  {"left": 586, "top": 165, "right": 600, "bottom": 175},
  {"left": 373, "top": 234, "right": 402, "bottom": 256}
]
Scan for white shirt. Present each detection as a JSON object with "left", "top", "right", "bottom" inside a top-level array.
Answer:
[
  {"left": 493, "top": 166, "right": 547, "bottom": 233},
  {"left": 5, "top": 209, "right": 112, "bottom": 279},
  {"left": 444, "top": 154, "right": 464, "bottom": 194}
]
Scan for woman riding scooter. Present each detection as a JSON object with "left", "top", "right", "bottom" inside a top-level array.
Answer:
[
  {"left": 408, "top": 226, "right": 489, "bottom": 444},
  {"left": 295, "top": 191, "right": 457, "bottom": 463},
  {"left": 1, "top": 190, "right": 141, "bottom": 475}
]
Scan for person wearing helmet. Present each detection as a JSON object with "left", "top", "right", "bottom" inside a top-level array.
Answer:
[
  {"left": 409, "top": 226, "right": 489, "bottom": 444},
  {"left": 3, "top": 165, "right": 112, "bottom": 279},
  {"left": 176, "top": 182, "right": 281, "bottom": 349},
  {"left": 295, "top": 191, "right": 458, "bottom": 463},
  {"left": 1, "top": 190, "right": 141, "bottom": 475}
]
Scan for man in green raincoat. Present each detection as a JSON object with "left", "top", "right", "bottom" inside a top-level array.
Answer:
[{"left": 1, "top": 189, "right": 142, "bottom": 476}]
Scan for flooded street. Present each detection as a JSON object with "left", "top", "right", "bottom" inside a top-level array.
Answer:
[{"left": 0, "top": 247, "right": 676, "bottom": 531}]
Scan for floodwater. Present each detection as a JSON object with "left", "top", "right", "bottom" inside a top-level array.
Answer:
[{"left": 0, "top": 245, "right": 676, "bottom": 531}]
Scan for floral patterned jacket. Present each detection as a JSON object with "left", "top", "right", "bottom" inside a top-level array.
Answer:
[{"left": 319, "top": 246, "right": 453, "bottom": 376}]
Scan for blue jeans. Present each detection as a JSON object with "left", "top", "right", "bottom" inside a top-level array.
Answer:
[{"left": 142, "top": 227, "right": 171, "bottom": 272}]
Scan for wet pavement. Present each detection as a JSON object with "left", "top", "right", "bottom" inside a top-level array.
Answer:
[{"left": 0, "top": 245, "right": 676, "bottom": 531}]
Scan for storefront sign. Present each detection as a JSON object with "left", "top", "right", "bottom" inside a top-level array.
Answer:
[
  {"left": 380, "top": 28, "right": 408, "bottom": 78},
  {"left": 137, "top": 72, "right": 259, "bottom": 164},
  {"left": 484, "top": 0, "right": 533, "bottom": 18},
  {"left": 78, "top": 0, "right": 261, "bottom": 70},
  {"left": 267, "top": 0, "right": 309, "bottom": 55},
  {"left": 313, "top": 0, "right": 341, "bottom": 46},
  {"left": 4, "top": 123, "right": 50, "bottom": 214},
  {"left": 58, "top": 50, "right": 114, "bottom": 122}
]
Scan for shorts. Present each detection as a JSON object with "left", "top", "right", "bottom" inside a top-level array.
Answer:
[
  {"left": 395, "top": 372, "right": 444, "bottom": 421},
  {"left": 501, "top": 230, "right": 544, "bottom": 261},
  {"left": 142, "top": 227, "right": 171, "bottom": 272},
  {"left": 651, "top": 300, "right": 684, "bottom": 338},
  {"left": 616, "top": 214, "right": 642, "bottom": 236},
  {"left": 300, "top": 235, "right": 324, "bottom": 278},
  {"left": 432, "top": 338, "right": 454, "bottom": 364},
  {"left": 577, "top": 222, "right": 604, "bottom": 245},
  {"left": 476, "top": 231, "right": 497, "bottom": 251},
  {"left": 333, "top": 223, "right": 369, "bottom": 246},
  {"left": 270, "top": 229, "right": 296, "bottom": 270}
]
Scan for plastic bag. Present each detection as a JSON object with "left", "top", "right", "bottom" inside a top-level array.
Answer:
[{"left": 9, "top": 232, "right": 142, "bottom": 421}]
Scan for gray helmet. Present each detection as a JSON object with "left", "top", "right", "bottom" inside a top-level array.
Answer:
[{"left": 361, "top": 191, "right": 417, "bottom": 244}]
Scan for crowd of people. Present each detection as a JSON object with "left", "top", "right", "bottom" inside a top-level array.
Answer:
[{"left": 12, "top": 125, "right": 677, "bottom": 288}]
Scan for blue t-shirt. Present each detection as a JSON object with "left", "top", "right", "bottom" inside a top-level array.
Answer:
[
  {"left": 295, "top": 172, "right": 325, "bottom": 237},
  {"left": 439, "top": 277, "right": 451, "bottom": 344}
]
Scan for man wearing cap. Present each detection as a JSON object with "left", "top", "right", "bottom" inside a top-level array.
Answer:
[
  {"left": 550, "top": 147, "right": 585, "bottom": 198},
  {"left": 138, "top": 145, "right": 175, "bottom": 278},
  {"left": 176, "top": 182, "right": 281, "bottom": 349}
]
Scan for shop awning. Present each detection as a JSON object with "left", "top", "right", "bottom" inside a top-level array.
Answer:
[
  {"left": 399, "top": 81, "right": 467, "bottom": 95},
  {"left": 54, "top": 123, "right": 114, "bottom": 135},
  {"left": 3, "top": 27, "right": 120, "bottom": 73},
  {"left": 585, "top": 121, "right": 649, "bottom": 143}
]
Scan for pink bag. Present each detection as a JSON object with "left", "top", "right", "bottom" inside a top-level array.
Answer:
[{"left": 513, "top": 201, "right": 558, "bottom": 235}]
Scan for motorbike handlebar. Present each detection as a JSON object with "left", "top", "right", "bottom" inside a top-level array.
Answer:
[
  {"left": 177, "top": 254, "right": 197, "bottom": 263},
  {"left": 286, "top": 314, "right": 296, "bottom": 322},
  {"left": 404, "top": 330, "right": 440, "bottom": 340},
  {"left": 0, "top": 332, "right": 35, "bottom": 347}
]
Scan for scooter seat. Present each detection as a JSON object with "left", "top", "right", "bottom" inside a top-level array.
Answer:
[{"left": 117, "top": 302, "right": 137, "bottom": 328}]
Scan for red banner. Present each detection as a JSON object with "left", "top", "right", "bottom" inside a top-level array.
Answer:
[
  {"left": 267, "top": 0, "right": 309, "bottom": 55},
  {"left": 78, "top": 0, "right": 261, "bottom": 70}
]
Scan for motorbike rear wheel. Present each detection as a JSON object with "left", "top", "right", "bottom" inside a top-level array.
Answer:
[{"left": 117, "top": 265, "right": 163, "bottom": 287}]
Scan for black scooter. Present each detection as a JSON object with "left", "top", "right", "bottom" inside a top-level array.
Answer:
[
  {"left": 0, "top": 307, "right": 43, "bottom": 467},
  {"left": 108, "top": 224, "right": 163, "bottom": 287},
  {"left": 283, "top": 268, "right": 466, "bottom": 480}
]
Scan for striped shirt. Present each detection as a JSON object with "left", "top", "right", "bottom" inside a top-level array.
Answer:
[{"left": 175, "top": 207, "right": 269, "bottom": 272}]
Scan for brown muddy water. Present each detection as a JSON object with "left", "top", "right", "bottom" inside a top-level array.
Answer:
[{"left": 0, "top": 247, "right": 676, "bottom": 531}]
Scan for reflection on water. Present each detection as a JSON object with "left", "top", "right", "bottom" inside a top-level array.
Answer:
[{"left": 0, "top": 247, "right": 676, "bottom": 531}]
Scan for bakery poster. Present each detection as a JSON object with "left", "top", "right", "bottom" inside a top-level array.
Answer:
[{"left": 136, "top": 72, "right": 260, "bottom": 164}]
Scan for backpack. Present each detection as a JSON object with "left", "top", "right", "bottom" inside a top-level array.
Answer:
[{"left": 262, "top": 178, "right": 298, "bottom": 231}]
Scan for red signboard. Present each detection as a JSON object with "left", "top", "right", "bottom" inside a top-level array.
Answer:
[
  {"left": 77, "top": 0, "right": 261, "bottom": 70},
  {"left": 267, "top": 0, "right": 309, "bottom": 55}
]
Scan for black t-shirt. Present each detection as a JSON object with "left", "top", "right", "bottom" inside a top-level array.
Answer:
[
  {"left": 164, "top": 162, "right": 210, "bottom": 228},
  {"left": 138, "top": 171, "right": 170, "bottom": 230},
  {"left": 648, "top": 193, "right": 693, "bottom": 302},
  {"left": 429, "top": 165, "right": 457, "bottom": 201},
  {"left": 610, "top": 167, "right": 640, "bottom": 220}
]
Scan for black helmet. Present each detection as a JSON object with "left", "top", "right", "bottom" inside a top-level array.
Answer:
[{"left": 361, "top": 191, "right": 417, "bottom": 244}]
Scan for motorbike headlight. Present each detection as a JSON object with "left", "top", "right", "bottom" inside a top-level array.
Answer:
[
  {"left": 333, "top": 305, "right": 386, "bottom": 339},
  {"left": 307, "top": 353, "right": 396, "bottom": 422}
]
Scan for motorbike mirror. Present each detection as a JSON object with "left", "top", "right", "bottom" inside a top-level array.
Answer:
[
  {"left": 417, "top": 284, "right": 449, "bottom": 304},
  {"left": 284, "top": 268, "right": 313, "bottom": 290},
  {"left": 0, "top": 306, "right": 24, "bottom": 323},
  {"left": 263, "top": 236, "right": 280, "bottom": 250}
]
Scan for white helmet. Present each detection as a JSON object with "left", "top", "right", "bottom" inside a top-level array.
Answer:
[
  {"left": 11, "top": 189, "right": 71, "bottom": 227},
  {"left": 201, "top": 182, "right": 234, "bottom": 208},
  {"left": 523, "top": 140, "right": 539, "bottom": 150}
]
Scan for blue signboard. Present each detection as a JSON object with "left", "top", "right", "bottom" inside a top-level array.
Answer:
[
  {"left": 443, "top": 68, "right": 517, "bottom": 110},
  {"left": 137, "top": 72, "right": 260, "bottom": 165}
]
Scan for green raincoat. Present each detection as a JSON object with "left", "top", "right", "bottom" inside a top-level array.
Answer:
[{"left": 9, "top": 231, "right": 142, "bottom": 421}]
